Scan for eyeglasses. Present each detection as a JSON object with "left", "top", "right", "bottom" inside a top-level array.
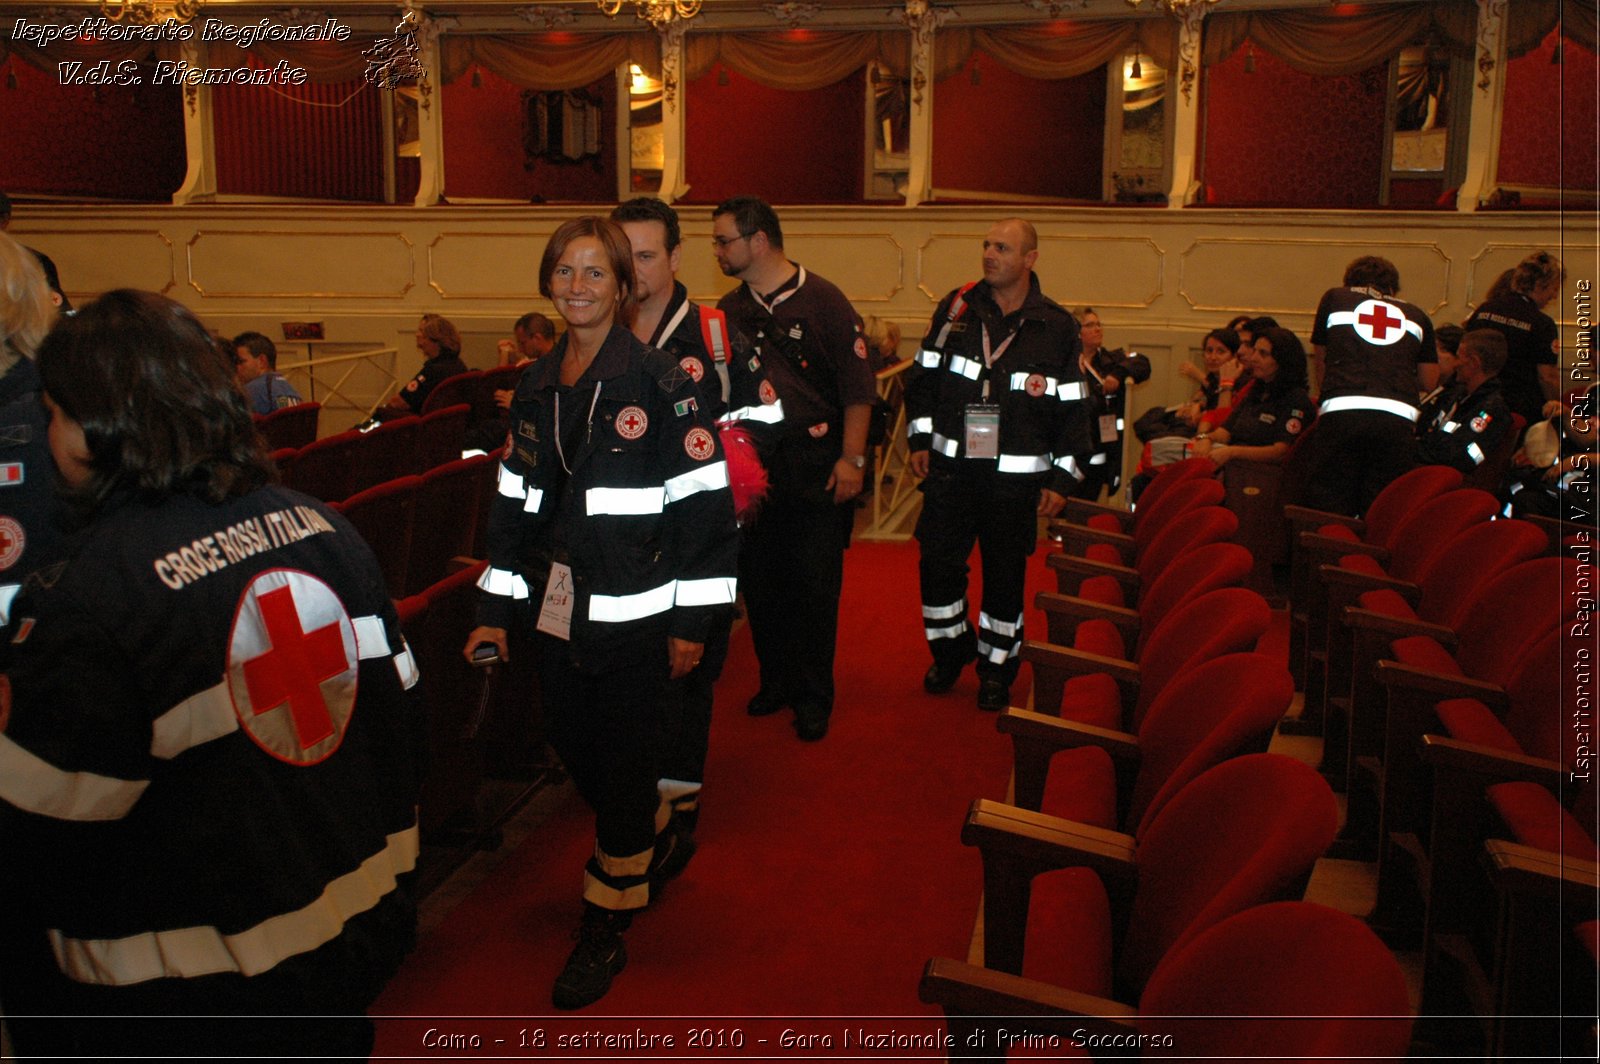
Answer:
[{"left": 711, "top": 232, "right": 753, "bottom": 249}]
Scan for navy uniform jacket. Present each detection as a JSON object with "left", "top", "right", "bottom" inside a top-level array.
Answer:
[
  {"left": 1416, "top": 376, "right": 1515, "bottom": 475},
  {"left": 905, "top": 275, "right": 1094, "bottom": 498},
  {"left": 0, "top": 356, "right": 61, "bottom": 632},
  {"left": 399, "top": 352, "right": 467, "bottom": 414},
  {"left": 1466, "top": 293, "right": 1559, "bottom": 425},
  {"left": 1310, "top": 286, "right": 1436, "bottom": 407},
  {"left": 647, "top": 280, "right": 784, "bottom": 450},
  {"left": 476, "top": 325, "right": 739, "bottom": 663},
  {"left": 0, "top": 483, "right": 423, "bottom": 1009},
  {"left": 1223, "top": 379, "right": 1315, "bottom": 448}
]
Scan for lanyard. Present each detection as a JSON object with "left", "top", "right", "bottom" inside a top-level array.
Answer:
[
  {"left": 554, "top": 381, "right": 603, "bottom": 476},
  {"left": 981, "top": 320, "right": 1018, "bottom": 368},
  {"left": 652, "top": 298, "right": 693, "bottom": 348}
]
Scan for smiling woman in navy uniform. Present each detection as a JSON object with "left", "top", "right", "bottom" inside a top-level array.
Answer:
[
  {"left": 0, "top": 289, "right": 424, "bottom": 1059},
  {"left": 1191, "top": 326, "right": 1314, "bottom": 467},
  {"left": 465, "top": 216, "right": 738, "bottom": 1012}
]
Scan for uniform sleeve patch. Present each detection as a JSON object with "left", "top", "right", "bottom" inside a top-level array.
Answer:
[
  {"left": 684, "top": 427, "right": 716, "bottom": 461},
  {"left": 854, "top": 337, "right": 869, "bottom": 360},
  {"left": 615, "top": 406, "right": 649, "bottom": 439},
  {"left": 759, "top": 379, "right": 778, "bottom": 405},
  {"left": 0, "top": 517, "right": 25, "bottom": 571},
  {"left": 0, "top": 463, "right": 24, "bottom": 487},
  {"left": 674, "top": 397, "right": 699, "bottom": 417},
  {"left": 679, "top": 356, "right": 705, "bottom": 383},
  {"left": 1470, "top": 412, "right": 1491, "bottom": 433},
  {"left": 1285, "top": 417, "right": 1303, "bottom": 435}
]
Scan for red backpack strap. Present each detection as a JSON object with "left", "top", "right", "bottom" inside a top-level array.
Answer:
[
  {"left": 700, "top": 307, "right": 730, "bottom": 364},
  {"left": 932, "top": 281, "right": 980, "bottom": 351}
]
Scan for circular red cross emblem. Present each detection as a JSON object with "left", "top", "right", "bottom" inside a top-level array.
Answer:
[
  {"left": 853, "top": 337, "right": 869, "bottom": 360},
  {"left": 1025, "top": 374, "right": 1047, "bottom": 397},
  {"left": 808, "top": 422, "right": 830, "bottom": 438},
  {"left": 226, "top": 570, "right": 359, "bottom": 767},
  {"left": 684, "top": 427, "right": 716, "bottom": 461},
  {"left": 1285, "top": 417, "right": 1303, "bottom": 435},
  {"left": 0, "top": 517, "right": 24, "bottom": 571},
  {"left": 616, "top": 406, "right": 649, "bottom": 440},
  {"left": 680, "top": 357, "right": 704, "bottom": 383},
  {"left": 759, "top": 380, "right": 778, "bottom": 405},
  {"left": 1352, "top": 299, "right": 1408, "bottom": 347}
]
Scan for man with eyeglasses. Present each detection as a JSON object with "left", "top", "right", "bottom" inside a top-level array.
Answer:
[{"left": 712, "top": 196, "right": 875, "bottom": 743}]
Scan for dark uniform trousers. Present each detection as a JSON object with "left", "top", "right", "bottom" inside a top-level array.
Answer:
[
  {"left": 1292, "top": 409, "right": 1419, "bottom": 516},
  {"left": 740, "top": 449, "right": 855, "bottom": 723},
  {"left": 916, "top": 465, "right": 1042, "bottom": 685},
  {"left": 659, "top": 608, "right": 733, "bottom": 816}
]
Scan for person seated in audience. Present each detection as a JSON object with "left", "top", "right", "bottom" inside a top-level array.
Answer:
[
  {"left": 375, "top": 313, "right": 467, "bottom": 421},
  {"left": 496, "top": 311, "right": 556, "bottom": 368},
  {"left": 1190, "top": 326, "right": 1313, "bottom": 467},
  {"left": 1509, "top": 381, "right": 1597, "bottom": 520},
  {"left": 231, "top": 330, "right": 303, "bottom": 415},
  {"left": 1466, "top": 250, "right": 1564, "bottom": 427},
  {"left": 1416, "top": 322, "right": 1465, "bottom": 429},
  {"left": 863, "top": 315, "right": 902, "bottom": 365},
  {"left": 1177, "top": 327, "right": 1244, "bottom": 413},
  {"left": 1072, "top": 306, "right": 1151, "bottom": 500},
  {"left": 1128, "top": 397, "right": 1205, "bottom": 501},
  {"left": 1415, "top": 329, "right": 1514, "bottom": 476}
]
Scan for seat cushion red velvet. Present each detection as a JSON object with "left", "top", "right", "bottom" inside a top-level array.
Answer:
[
  {"left": 1085, "top": 543, "right": 1123, "bottom": 567},
  {"left": 1073, "top": 618, "right": 1127, "bottom": 662},
  {"left": 1487, "top": 782, "right": 1600, "bottom": 861},
  {"left": 1086, "top": 514, "right": 1122, "bottom": 534},
  {"left": 1039, "top": 745, "right": 1120, "bottom": 831},
  {"left": 1390, "top": 634, "right": 1462, "bottom": 675},
  {"left": 1337, "top": 553, "right": 1387, "bottom": 577},
  {"left": 1316, "top": 523, "right": 1362, "bottom": 543},
  {"left": 1357, "top": 587, "right": 1417, "bottom": 620},
  {"left": 1059, "top": 673, "right": 1124, "bottom": 730},
  {"left": 1077, "top": 574, "right": 1126, "bottom": 608},
  {"left": 1022, "top": 867, "right": 1116, "bottom": 997},
  {"left": 1434, "top": 698, "right": 1519, "bottom": 752}
]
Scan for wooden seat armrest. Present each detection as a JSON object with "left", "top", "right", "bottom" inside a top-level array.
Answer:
[
  {"left": 1058, "top": 525, "right": 1137, "bottom": 561},
  {"left": 1047, "top": 551, "right": 1141, "bottom": 584},
  {"left": 962, "top": 798, "right": 1138, "bottom": 884},
  {"left": 918, "top": 957, "right": 1139, "bottom": 1033},
  {"left": 1485, "top": 840, "right": 1600, "bottom": 904},
  {"left": 1021, "top": 640, "right": 1142, "bottom": 687},
  {"left": 1284, "top": 504, "right": 1364, "bottom": 535},
  {"left": 999, "top": 707, "right": 1142, "bottom": 763},
  {"left": 1320, "top": 564, "right": 1420, "bottom": 601},
  {"left": 1343, "top": 607, "right": 1459, "bottom": 648},
  {"left": 1299, "top": 531, "right": 1389, "bottom": 561},
  {"left": 1419, "top": 733, "right": 1564, "bottom": 787},
  {"left": 1375, "top": 660, "right": 1507, "bottom": 709},
  {"left": 1036, "top": 592, "right": 1141, "bottom": 643},
  {"left": 1055, "top": 497, "right": 1131, "bottom": 530}
]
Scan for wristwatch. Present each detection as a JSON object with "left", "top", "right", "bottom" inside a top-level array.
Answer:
[{"left": 844, "top": 454, "right": 866, "bottom": 469}]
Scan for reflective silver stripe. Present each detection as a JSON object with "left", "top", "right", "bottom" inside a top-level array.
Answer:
[
  {"left": 676, "top": 576, "right": 737, "bottom": 606},
  {"left": 393, "top": 644, "right": 419, "bottom": 690},
  {"left": 930, "top": 433, "right": 961, "bottom": 458},
  {"left": 353, "top": 615, "right": 390, "bottom": 658},
  {"left": 0, "top": 735, "right": 149, "bottom": 822},
  {"left": 1057, "top": 381, "right": 1088, "bottom": 401},
  {"left": 1467, "top": 442, "right": 1486, "bottom": 465},
  {"left": 721, "top": 401, "right": 785, "bottom": 425},
  {"left": 1010, "top": 372, "right": 1060, "bottom": 394},
  {"left": 460, "top": 448, "right": 489, "bottom": 459},
  {"left": 947, "top": 355, "right": 983, "bottom": 380},
  {"left": 587, "top": 486, "right": 665, "bottom": 516},
  {"left": 497, "top": 463, "right": 524, "bottom": 499},
  {"left": 922, "top": 599, "right": 966, "bottom": 621},
  {"left": 1319, "top": 396, "right": 1419, "bottom": 422},
  {"left": 1441, "top": 421, "right": 1460, "bottom": 434},
  {"left": 477, "top": 566, "right": 530, "bottom": 600},
  {"left": 0, "top": 583, "right": 17, "bottom": 627},
  {"left": 926, "top": 621, "right": 968, "bottom": 641},
  {"left": 665, "top": 461, "right": 730, "bottom": 503},
  {"left": 976, "top": 639, "right": 1021, "bottom": 664},
  {"left": 909, "top": 416, "right": 933, "bottom": 436},
  {"left": 523, "top": 488, "right": 544, "bottom": 513},
  {"left": 51, "top": 824, "right": 420, "bottom": 985},
  {"left": 1089, "top": 453, "right": 1108, "bottom": 465},
  {"left": 588, "top": 581, "right": 676, "bottom": 623},
  {"left": 1116, "top": 418, "right": 1125, "bottom": 431},
  {"left": 1055, "top": 454, "right": 1083, "bottom": 478},
  {"left": 916, "top": 348, "right": 942, "bottom": 368},
  {"left": 1326, "top": 308, "right": 1424, "bottom": 342},
  {"left": 978, "top": 611, "right": 1022, "bottom": 638},
  {"left": 997, "top": 453, "right": 1051, "bottom": 474}
]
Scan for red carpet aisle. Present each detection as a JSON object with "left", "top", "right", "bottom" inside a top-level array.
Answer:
[{"left": 371, "top": 539, "right": 1056, "bottom": 1053}]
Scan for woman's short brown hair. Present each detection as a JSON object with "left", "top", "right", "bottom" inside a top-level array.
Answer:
[
  {"left": 418, "top": 313, "right": 462, "bottom": 358},
  {"left": 538, "top": 216, "right": 637, "bottom": 326}
]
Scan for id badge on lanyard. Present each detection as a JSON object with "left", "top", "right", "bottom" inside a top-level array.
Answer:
[
  {"left": 1098, "top": 413, "right": 1119, "bottom": 445},
  {"left": 965, "top": 404, "right": 1001, "bottom": 458},
  {"left": 537, "top": 561, "right": 576, "bottom": 640}
]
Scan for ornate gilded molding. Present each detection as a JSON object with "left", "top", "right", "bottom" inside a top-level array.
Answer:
[
  {"left": 659, "top": 15, "right": 686, "bottom": 109},
  {"left": 516, "top": 5, "right": 579, "bottom": 29},
  {"left": 764, "top": 2, "right": 821, "bottom": 27},
  {"left": 1178, "top": 237, "right": 1451, "bottom": 317},
  {"left": 1173, "top": 2, "right": 1205, "bottom": 105},
  {"left": 898, "top": 1, "right": 956, "bottom": 110},
  {"left": 188, "top": 230, "right": 416, "bottom": 299},
  {"left": 1476, "top": 0, "right": 1508, "bottom": 93},
  {"left": 1021, "top": 0, "right": 1086, "bottom": 16}
]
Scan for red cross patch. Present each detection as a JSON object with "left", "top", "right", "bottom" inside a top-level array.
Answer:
[
  {"left": 226, "top": 570, "right": 359, "bottom": 766},
  {"left": 854, "top": 337, "right": 869, "bottom": 360},
  {"left": 684, "top": 427, "right": 716, "bottom": 462},
  {"left": 808, "top": 422, "right": 830, "bottom": 438},
  {"left": 1352, "top": 299, "right": 1409, "bottom": 347},
  {"left": 616, "top": 406, "right": 649, "bottom": 440},
  {"left": 0, "top": 517, "right": 24, "bottom": 572},
  {"left": 1025, "top": 374, "right": 1047, "bottom": 397},
  {"left": 1470, "top": 413, "right": 1491, "bottom": 433},
  {"left": 1285, "top": 417, "right": 1303, "bottom": 435},
  {"left": 680, "top": 357, "right": 704, "bottom": 383},
  {"left": 759, "top": 379, "right": 777, "bottom": 405}
]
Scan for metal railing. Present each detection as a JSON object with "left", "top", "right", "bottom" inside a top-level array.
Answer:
[
  {"left": 860, "top": 358, "right": 922, "bottom": 540},
  {"left": 276, "top": 346, "right": 401, "bottom": 433}
]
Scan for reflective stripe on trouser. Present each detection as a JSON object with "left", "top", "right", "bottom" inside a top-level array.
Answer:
[
  {"left": 583, "top": 840, "right": 654, "bottom": 910},
  {"left": 914, "top": 471, "right": 1039, "bottom": 682}
]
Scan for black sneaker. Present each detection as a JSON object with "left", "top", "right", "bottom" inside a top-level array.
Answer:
[
  {"left": 923, "top": 659, "right": 967, "bottom": 694},
  {"left": 746, "top": 688, "right": 788, "bottom": 717},
  {"left": 648, "top": 828, "right": 697, "bottom": 895},
  {"left": 976, "top": 678, "right": 1010, "bottom": 712},
  {"left": 552, "top": 912, "right": 628, "bottom": 1010},
  {"left": 794, "top": 711, "right": 830, "bottom": 742}
]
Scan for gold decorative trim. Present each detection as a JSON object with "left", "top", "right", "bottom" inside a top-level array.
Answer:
[
  {"left": 18, "top": 228, "right": 177, "bottom": 296},
  {"left": 1467, "top": 241, "right": 1599, "bottom": 325},
  {"left": 1178, "top": 237, "right": 1451, "bottom": 317},
  {"left": 426, "top": 231, "right": 552, "bottom": 299},
  {"left": 917, "top": 232, "right": 1163, "bottom": 309},
  {"left": 187, "top": 230, "right": 415, "bottom": 298}
]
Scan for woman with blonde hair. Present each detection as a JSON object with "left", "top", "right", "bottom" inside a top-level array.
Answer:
[{"left": 1466, "top": 250, "right": 1564, "bottom": 426}]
